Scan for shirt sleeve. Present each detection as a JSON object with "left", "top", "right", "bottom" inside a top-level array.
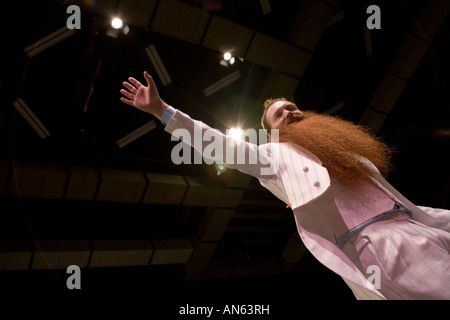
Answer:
[
  {"left": 164, "top": 109, "right": 278, "bottom": 179},
  {"left": 161, "top": 106, "right": 176, "bottom": 126}
]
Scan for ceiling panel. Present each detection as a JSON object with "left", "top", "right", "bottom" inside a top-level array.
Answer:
[
  {"left": 142, "top": 172, "right": 188, "bottom": 205},
  {"left": 281, "top": 47, "right": 313, "bottom": 77},
  {"left": 245, "top": 32, "right": 292, "bottom": 71},
  {"left": 90, "top": 239, "right": 153, "bottom": 267},
  {"left": 184, "top": 237, "right": 217, "bottom": 281},
  {"left": 66, "top": 165, "right": 100, "bottom": 201},
  {"left": 96, "top": 168, "right": 147, "bottom": 203},
  {"left": 289, "top": 0, "right": 335, "bottom": 50},
  {"left": 196, "top": 208, "right": 234, "bottom": 241},
  {"left": 117, "top": 0, "right": 158, "bottom": 28},
  {"left": 258, "top": 70, "right": 300, "bottom": 103},
  {"left": 0, "top": 240, "right": 33, "bottom": 271},
  {"left": 8, "top": 161, "right": 68, "bottom": 198},
  {"left": 182, "top": 176, "right": 227, "bottom": 207},
  {"left": 150, "top": 238, "right": 194, "bottom": 265},
  {"left": 150, "top": 0, "right": 210, "bottom": 44},
  {"left": 202, "top": 15, "right": 254, "bottom": 57},
  {"left": 389, "top": 35, "right": 430, "bottom": 80},
  {"left": 31, "top": 240, "right": 90, "bottom": 270},
  {"left": 64, "top": 0, "right": 119, "bottom": 16}
]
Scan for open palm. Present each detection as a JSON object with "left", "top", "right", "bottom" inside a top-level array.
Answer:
[{"left": 120, "top": 71, "right": 168, "bottom": 119}]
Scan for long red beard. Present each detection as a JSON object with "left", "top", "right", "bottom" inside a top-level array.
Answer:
[{"left": 277, "top": 111, "right": 393, "bottom": 181}]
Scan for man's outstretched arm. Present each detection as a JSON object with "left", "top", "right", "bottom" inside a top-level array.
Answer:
[{"left": 120, "top": 72, "right": 278, "bottom": 178}]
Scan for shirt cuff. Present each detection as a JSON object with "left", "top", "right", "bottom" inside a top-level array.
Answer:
[{"left": 161, "top": 106, "right": 176, "bottom": 126}]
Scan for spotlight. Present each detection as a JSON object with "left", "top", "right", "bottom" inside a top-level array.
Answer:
[
  {"left": 227, "top": 127, "right": 244, "bottom": 141},
  {"left": 220, "top": 52, "right": 242, "bottom": 67},
  {"left": 111, "top": 18, "right": 123, "bottom": 29},
  {"left": 106, "top": 18, "right": 129, "bottom": 38}
]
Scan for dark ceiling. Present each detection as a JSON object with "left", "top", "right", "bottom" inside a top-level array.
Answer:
[{"left": 0, "top": 0, "right": 449, "bottom": 308}]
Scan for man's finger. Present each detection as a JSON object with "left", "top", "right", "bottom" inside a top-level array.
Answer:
[
  {"left": 120, "top": 89, "right": 135, "bottom": 100},
  {"left": 144, "top": 71, "right": 152, "bottom": 84},
  {"left": 144, "top": 72, "right": 159, "bottom": 95},
  {"left": 128, "top": 77, "right": 143, "bottom": 88},
  {"left": 120, "top": 97, "right": 135, "bottom": 106},
  {"left": 123, "top": 82, "right": 137, "bottom": 93}
]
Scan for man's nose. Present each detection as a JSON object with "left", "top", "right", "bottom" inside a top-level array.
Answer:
[{"left": 284, "top": 110, "right": 293, "bottom": 119}]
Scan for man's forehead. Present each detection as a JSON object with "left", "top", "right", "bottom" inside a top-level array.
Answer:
[{"left": 268, "top": 100, "right": 297, "bottom": 114}]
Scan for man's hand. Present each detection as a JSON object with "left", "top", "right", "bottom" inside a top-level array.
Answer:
[{"left": 120, "top": 71, "right": 169, "bottom": 120}]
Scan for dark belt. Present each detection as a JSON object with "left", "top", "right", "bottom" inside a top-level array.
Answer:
[{"left": 335, "top": 201, "right": 413, "bottom": 250}]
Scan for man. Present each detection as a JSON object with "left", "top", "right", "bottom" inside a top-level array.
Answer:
[{"left": 120, "top": 71, "right": 450, "bottom": 300}]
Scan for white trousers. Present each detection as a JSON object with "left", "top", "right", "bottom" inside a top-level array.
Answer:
[{"left": 343, "top": 212, "right": 450, "bottom": 300}]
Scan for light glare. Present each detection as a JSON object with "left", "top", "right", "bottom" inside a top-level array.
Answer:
[
  {"left": 224, "top": 52, "right": 232, "bottom": 61},
  {"left": 228, "top": 127, "right": 244, "bottom": 141},
  {"left": 111, "top": 18, "right": 123, "bottom": 29}
]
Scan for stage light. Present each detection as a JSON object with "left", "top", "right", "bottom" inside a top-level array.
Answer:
[
  {"left": 122, "top": 24, "right": 130, "bottom": 35},
  {"left": 227, "top": 127, "right": 244, "bottom": 141},
  {"left": 220, "top": 52, "right": 242, "bottom": 67},
  {"left": 24, "top": 26, "right": 76, "bottom": 57},
  {"left": 106, "top": 18, "right": 130, "bottom": 38},
  {"left": 145, "top": 45, "right": 172, "bottom": 86},
  {"left": 203, "top": 71, "right": 241, "bottom": 96},
  {"left": 116, "top": 121, "right": 157, "bottom": 148},
  {"left": 259, "top": 0, "right": 271, "bottom": 15},
  {"left": 111, "top": 18, "right": 123, "bottom": 29},
  {"left": 13, "top": 98, "right": 50, "bottom": 139}
]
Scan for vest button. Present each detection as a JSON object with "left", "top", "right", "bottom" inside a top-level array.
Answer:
[
  {"left": 314, "top": 181, "right": 320, "bottom": 188},
  {"left": 303, "top": 167, "right": 309, "bottom": 172}
]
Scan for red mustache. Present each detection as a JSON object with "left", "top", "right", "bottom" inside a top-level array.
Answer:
[{"left": 286, "top": 112, "right": 306, "bottom": 124}]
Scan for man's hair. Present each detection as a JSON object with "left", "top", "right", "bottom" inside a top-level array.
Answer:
[{"left": 261, "top": 97, "right": 288, "bottom": 130}]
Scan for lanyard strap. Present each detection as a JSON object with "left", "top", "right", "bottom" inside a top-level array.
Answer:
[{"left": 336, "top": 201, "right": 413, "bottom": 250}]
